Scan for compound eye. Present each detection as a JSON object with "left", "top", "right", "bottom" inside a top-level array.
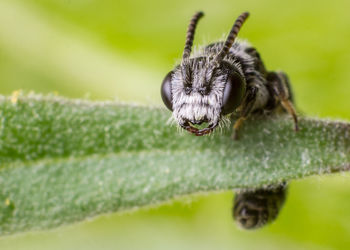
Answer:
[
  {"left": 222, "top": 72, "right": 245, "bottom": 115},
  {"left": 161, "top": 71, "right": 173, "bottom": 111}
]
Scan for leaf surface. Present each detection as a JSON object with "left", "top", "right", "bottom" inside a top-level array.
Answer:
[{"left": 0, "top": 94, "right": 349, "bottom": 235}]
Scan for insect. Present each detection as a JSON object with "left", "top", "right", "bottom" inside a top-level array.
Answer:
[
  {"left": 161, "top": 11, "right": 298, "bottom": 138},
  {"left": 233, "top": 183, "right": 287, "bottom": 230}
]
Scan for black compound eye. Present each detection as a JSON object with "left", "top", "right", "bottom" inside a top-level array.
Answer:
[
  {"left": 161, "top": 71, "right": 173, "bottom": 111},
  {"left": 222, "top": 71, "right": 246, "bottom": 115}
]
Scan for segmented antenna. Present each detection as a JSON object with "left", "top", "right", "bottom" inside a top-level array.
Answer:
[
  {"left": 182, "top": 11, "right": 204, "bottom": 60},
  {"left": 214, "top": 12, "right": 250, "bottom": 64}
]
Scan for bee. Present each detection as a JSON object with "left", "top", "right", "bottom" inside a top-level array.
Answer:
[
  {"left": 161, "top": 11, "right": 298, "bottom": 138},
  {"left": 233, "top": 183, "right": 287, "bottom": 230}
]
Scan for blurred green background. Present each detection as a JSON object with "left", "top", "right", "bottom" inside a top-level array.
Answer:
[{"left": 1, "top": 0, "right": 350, "bottom": 249}]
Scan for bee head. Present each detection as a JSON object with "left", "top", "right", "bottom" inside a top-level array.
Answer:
[
  {"left": 160, "top": 11, "right": 249, "bottom": 136},
  {"left": 161, "top": 59, "right": 245, "bottom": 135}
]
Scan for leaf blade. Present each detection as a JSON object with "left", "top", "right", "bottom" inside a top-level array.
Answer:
[{"left": 0, "top": 94, "right": 349, "bottom": 235}]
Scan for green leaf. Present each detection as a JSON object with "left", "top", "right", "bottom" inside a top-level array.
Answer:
[{"left": 0, "top": 94, "right": 349, "bottom": 236}]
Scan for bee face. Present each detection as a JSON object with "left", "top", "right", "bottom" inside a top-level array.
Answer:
[
  {"left": 175, "top": 58, "right": 223, "bottom": 133},
  {"left": 233, "top": 184, "right": 287, "bottom": 230},
  {"left": 161, "top": 59, "right": 245, "bottom": 136}
]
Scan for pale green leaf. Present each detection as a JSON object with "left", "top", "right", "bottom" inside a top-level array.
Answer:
[{"left": 0, "top": 94, "right": 349, "bottom": 236}]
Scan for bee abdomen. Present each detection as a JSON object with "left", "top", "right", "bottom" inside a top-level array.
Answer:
[{"left": 233, "top": 184, "right": 287, "bottom": 230}]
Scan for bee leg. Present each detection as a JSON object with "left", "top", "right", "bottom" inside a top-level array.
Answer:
[
  {"left": 232, "top": 86, "right": 258, "bottom": 140},
  {"left": 267, "top": 72, "right": 299, "bottom": 131},
  {"left": 281, "top": 99, "right": 298, "bottom": 131},
  {"left": 233, "top": 117, "right": 246, "bottom": 140}
]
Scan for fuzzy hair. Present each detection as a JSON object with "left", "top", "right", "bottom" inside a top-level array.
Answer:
[
  {"left": 171, "top": 56, "right": 226, "bottom": 126},
  {"left": 170, "top": 40, "right": 267, "bottom": 129}
]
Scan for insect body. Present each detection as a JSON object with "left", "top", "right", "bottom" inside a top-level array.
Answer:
[
  {"left": 233, "top": 183, "right": 287, "bottom": 230},
  {"left": 161, "top": 11, "right": 298, "bottom": 137}
]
